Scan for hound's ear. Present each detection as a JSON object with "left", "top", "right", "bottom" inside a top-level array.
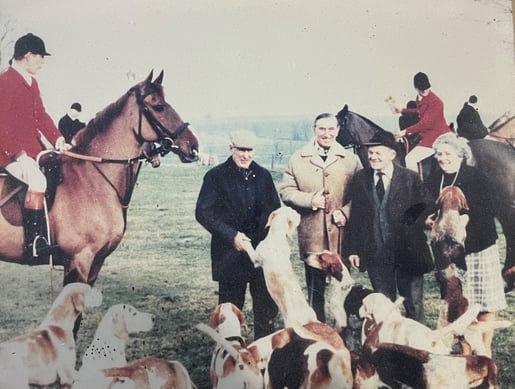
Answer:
[
  {"left": 71, "top": 293, "right": 86, "bottom": 314},
  {"left": 144, "top": 70, "right": 154, "bottom": 84},
  {"left": 287, "top": 218, "right": 296, "bottom": 237},
  {"left": 233, "top": 305, "right": 247, "bottom": 326},
  {"left": 460, "top": 195, "right": 469, "bottom": 212},
  {"left": 266, "top": 210, "right": 278, "bottom": 228},
  {"left": 208, "top": 305, "right": 222, "bottom": 329},
  {"left": 112, "top": 312, "right": 129, "bottom": 341},
  {"left": 154, "top": 70, "right": 164, "bottom": 85}
]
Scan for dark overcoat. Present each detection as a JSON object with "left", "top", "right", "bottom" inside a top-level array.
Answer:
[
  {"left": 195, "top": 157, "right": 281, "bottom": 282},
  {"left": 344, "top": 164, "right": 433, "bottom": 275},
  {"left": 456, "top": 103, "right": 488, "bottom": 140},
  {"left": 58, "top": 114, "right": 85, "bottom": 143}
]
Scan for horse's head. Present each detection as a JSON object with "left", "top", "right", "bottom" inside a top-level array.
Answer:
[
  {"left": 336, "top": 105, "right": 398, "bottom": 167},
  {"left": 131, "top": 70, "right": 199, "bottom": 163}
]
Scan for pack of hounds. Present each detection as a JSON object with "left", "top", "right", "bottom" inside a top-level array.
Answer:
[{"left": 0, "top": 207, "right": 511, "bottom": 388}]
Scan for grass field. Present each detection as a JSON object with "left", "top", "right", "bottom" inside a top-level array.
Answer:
[{"left": 0, "top": 161, "right": 513, "bottom": 389}]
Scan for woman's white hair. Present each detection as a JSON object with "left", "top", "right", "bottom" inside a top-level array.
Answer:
[{"left": 432, "top": 132, "right": 475, "bottom": 165}]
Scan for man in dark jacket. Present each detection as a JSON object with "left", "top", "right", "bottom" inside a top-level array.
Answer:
[
  {"left": 344, "top": 131, "right": 433, "bottom": 323},
  {"left": 58, "top": 102, "right": 86, "bottom": 144},
  {"left": 456, "top": 95, "right": 488, "bottom": 140},
  {"left": 195, "top": 130, "right": 280, "bottom": 339}
]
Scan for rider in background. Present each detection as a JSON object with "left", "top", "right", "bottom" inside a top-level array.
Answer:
[
  {"left": 398, "top": 100, "right": 419, "bottom": 131},
  {"left": 0, "top": 33, "right": 69, "bottom": 263},
  {"left": 456, "top": 95, "right": 488, "bottom": 140},
  {"left": 58, "top": 102, "right": 86, "bottom": 144},
  {"left": 394, "top": 72, "right": 450, "bottom": 172}
]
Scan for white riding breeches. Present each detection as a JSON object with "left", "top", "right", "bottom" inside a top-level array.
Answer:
[
  {"left": 405, "top": 145, "right": 435, "bottom": 172},
  {"left": 4, "top": 154, "right": 47, "bottom": 192}
]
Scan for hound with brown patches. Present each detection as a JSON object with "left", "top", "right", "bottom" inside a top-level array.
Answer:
[
  {"left": 102, "top": 358, "right": 197, "bottom": 389},
  {"left": 198, "top": 303, "right": 262, "bottom": 389},
  {"left": 247, "top": 320, "right": 348, "bottom": 378},
  {"left": 437, "top": 264, "right": 512, "bottom": 356},
  {"left": 247, "top": 207, "right": 345, "bottom": 327},
  {"left": 359, "top": 293, "right": 481, "bottom": 355},
  {"left": 361, "top": 342, "right": 499, "bottom": 389},
  {"left": 429, "top": 186, "right": 470, "bottom": 268},
  {"left": 265, "top": 332, "right": 353, "bottom": 389},
  {"left": 0, "top": 283, "right": 102, "bottom": 389},
  {"left": 208, "top": 302, "right": 247, "bottom": 339},
  {"left": 244, "top": 206, "right": 318, "bottom": 327}
]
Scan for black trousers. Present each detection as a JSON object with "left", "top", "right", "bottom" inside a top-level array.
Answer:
[
  {"left": 218, "top": 269, "right": 278, "bottom": 340},
  {"left": 305, "top": 263, "right": 327, "bottom": 322}
]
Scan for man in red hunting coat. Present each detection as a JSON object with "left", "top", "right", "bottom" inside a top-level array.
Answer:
[{"left": 0, "top": 33, "right": 67, "bottom": 263}]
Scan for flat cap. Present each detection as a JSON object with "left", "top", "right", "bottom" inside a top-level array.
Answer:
[{"left": 230, "top": 130, "right": 257, "bottom": 149}]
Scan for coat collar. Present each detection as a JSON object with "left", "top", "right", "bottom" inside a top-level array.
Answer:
[{"left": 300, "top": 139, "right": 351, "bottom": 168}]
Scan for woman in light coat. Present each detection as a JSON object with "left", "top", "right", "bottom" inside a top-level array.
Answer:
[{"left": 279, "top": 113, "right": 362, "bottom": 321}]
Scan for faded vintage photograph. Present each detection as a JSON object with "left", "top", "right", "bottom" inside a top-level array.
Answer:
[{"left": 0, "top": 1, "right": 513, "bottom": 388}]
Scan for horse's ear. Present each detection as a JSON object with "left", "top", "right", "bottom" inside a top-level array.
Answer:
[
  {"left": 144, "top": 70, "right": 154, "bottom": 84},
  {"left": 336, "top": 104, "right": 349, "bottom": 121},
  {"left": 154, "top": 70, "right": 164, "bottom": 85}
]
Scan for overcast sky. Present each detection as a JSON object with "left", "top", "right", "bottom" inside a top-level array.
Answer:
[{"left": 1, "top": 0, "right": 513, "bottom": 130}]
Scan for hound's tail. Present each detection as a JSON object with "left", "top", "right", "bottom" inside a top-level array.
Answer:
[{"left": 196, "top": 323, "right": 241, "bottom": 360}]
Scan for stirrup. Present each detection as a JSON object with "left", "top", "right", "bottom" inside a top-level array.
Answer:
[{"left": 32, "top": 236, "right": 59, "bottom": 257}]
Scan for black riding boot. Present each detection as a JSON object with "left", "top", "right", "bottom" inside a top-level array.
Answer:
[{"left": 23, "top": 208, "right": 59, "bottom": 265}]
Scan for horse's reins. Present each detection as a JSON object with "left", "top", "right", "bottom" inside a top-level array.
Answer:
[{"left": 61, "top": 84, "right": 190, "bottom": 211}]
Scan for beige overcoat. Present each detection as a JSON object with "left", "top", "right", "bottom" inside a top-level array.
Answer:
[{"left": 279, "top": 140, "right": 362, "bottom": 257}]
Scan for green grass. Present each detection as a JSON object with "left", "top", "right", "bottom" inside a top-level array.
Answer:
[{"left": 0, "top": 162, "right": 513, "bottom": 389}]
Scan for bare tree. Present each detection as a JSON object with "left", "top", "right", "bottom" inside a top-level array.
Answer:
[{"left": 0, "top": 13, "right": 16, "bottom": 70}]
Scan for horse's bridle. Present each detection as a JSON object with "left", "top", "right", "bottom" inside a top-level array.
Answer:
[{"left": 131, "top": 85, "right": 189, "bottom": 158}]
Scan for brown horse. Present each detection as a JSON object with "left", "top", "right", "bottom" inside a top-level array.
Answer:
[
  {"left": 485, "top": 112, "right": 515, "bottom": 147},
  {"left": 0, "top": 71, "right": 199, "bottom": 289}
]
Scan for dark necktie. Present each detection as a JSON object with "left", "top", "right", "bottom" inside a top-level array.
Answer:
[{"left": 376, "top": 172, "right": 385, "bottom": 202}]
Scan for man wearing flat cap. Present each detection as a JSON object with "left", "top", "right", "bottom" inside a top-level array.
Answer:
[
  {"left": 0, "top": 33, "right": 68, "bottom": 264},
  {"left": 196, "top": 129, "right": 280, "bottom": 339},
  {"left": 344, "top": 131, "right": 433, "bottom": 323},
  {"left": 58, "top": 102, "right": 86, "bottom": 144}
]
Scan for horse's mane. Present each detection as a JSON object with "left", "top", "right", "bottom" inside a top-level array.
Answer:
[
  {"left": 340, "top": 109, "right": 387, "bottom": 144},
  {"left": 72, "top": 81, "right": 165, "bottom": 153},
  {"left": 348, "top": 111, "right": 385, "bottom": 133},
  {"left": 73, "top": 92, "right": 131, "bottom": 153}
]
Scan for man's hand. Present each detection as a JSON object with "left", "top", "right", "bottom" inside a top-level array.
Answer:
[
  {"left": 348, "top": 254, "right": 360, "bottom": 271},
  {"left": 332, "top": 210, "right": 346, "bottom": 227},
  {"left": 55, "top": 136, "right": 72, "bottom": 152},
  {"left": 311, "top": 190, "right": 326, "bottom": 210},
  {"left": 425, "top": 213, "right": 436, "bottom": 228},
  {"left": 233, "top": 232, "right": 252, "bottom": 252}
]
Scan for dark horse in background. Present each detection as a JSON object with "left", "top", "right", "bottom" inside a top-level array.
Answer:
[
  {"left": 0, "top": 71, "right": 199, "bottom": 291},
  {"left": 336, "top": 105, "right": 515, "bottom": 291}
]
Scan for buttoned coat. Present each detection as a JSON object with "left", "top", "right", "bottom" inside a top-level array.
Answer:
[
  {"left": 196, "top": 157, "right": 281, "bottom": 282},
  {"left": 344, "top": 164, "right": 433, "bottom": 275},
  {"left": 0, "top": 67, "right": 61, "bottom": 166},
  {"left": 279, "top": 140, "right": 362, "bottom": 256}
]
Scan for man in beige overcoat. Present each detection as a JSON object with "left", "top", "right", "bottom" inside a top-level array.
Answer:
[{"left": 279, "top": 113, "right": 362, "bottom": 322}]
